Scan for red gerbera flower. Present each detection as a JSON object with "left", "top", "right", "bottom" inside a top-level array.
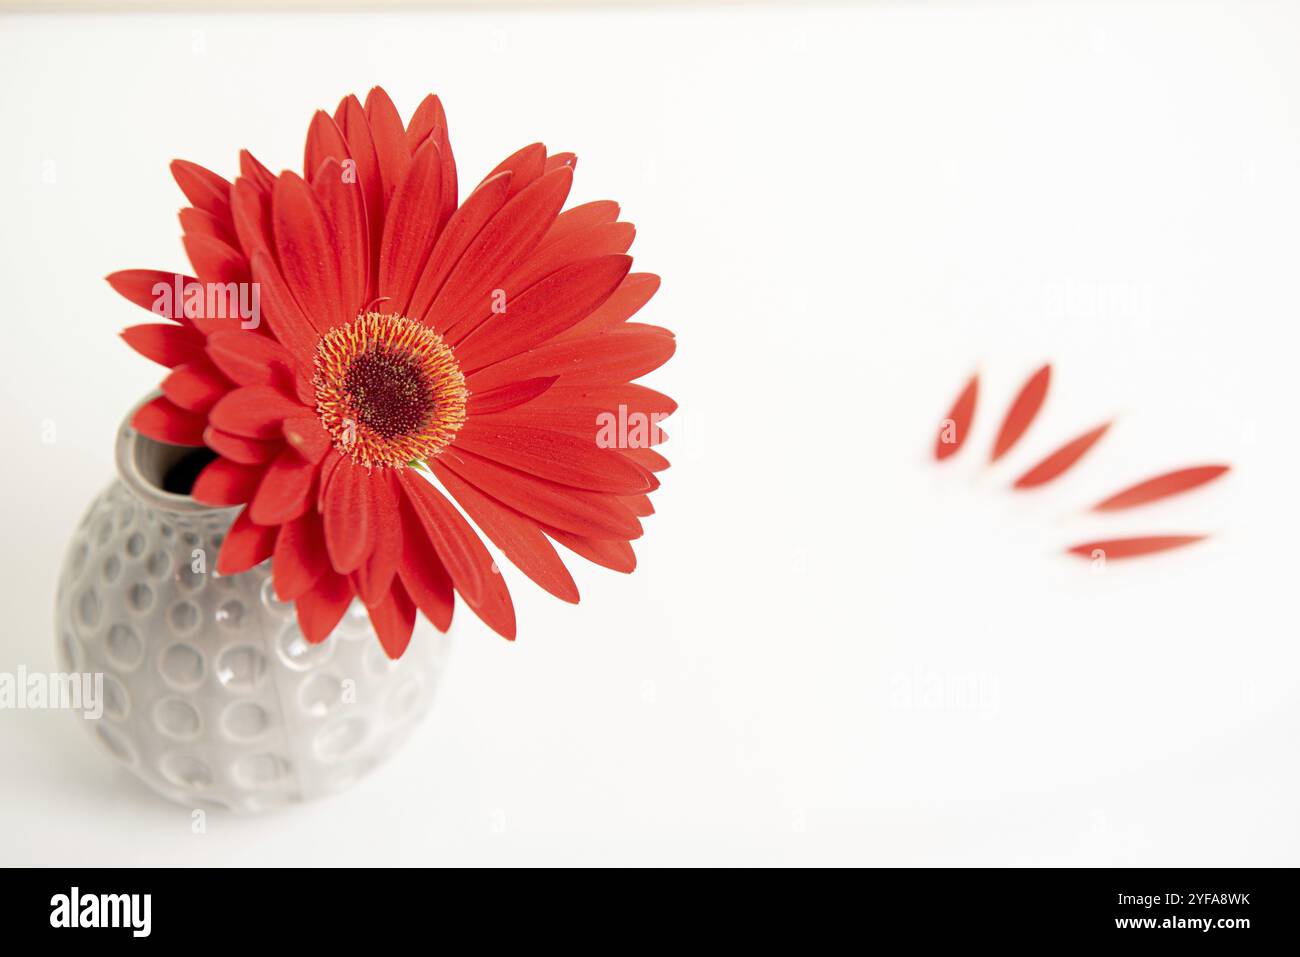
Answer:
[{"left": 109, "top": 88, "right": 674, "bottom": 657}]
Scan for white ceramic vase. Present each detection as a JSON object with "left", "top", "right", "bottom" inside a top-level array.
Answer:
[{"left": 53, "top": 398, "right": 450, "bottom": 813}]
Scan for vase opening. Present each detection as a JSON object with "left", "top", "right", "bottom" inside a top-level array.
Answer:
[
  {"left": 159, "top": 446, "right": 218, "bottom": 495},
  {"left": 117, "top": 396, "right": 227, "bottom": 514}
]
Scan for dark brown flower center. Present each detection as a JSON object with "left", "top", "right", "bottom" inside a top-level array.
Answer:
[{"left": 342, "top": 348, "right": 434, "bottom": 440}]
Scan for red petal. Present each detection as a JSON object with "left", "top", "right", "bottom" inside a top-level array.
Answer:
[
  {"left": 364, "top": 86, "right": 412, "bottom": 205},
  {"left": 312, "top": 158, "right": 368, "bottom": 318},
  {"left": 991, "top": 364, "right": 1051, "bottom": 462},
  {"left": 131, "top": 395, "right": 206, "bottom": 446},
  {"left": 623, "top": 493, "right": 654, "bottom": 517},
  {"left": 624, "top": 447, "right": 670, "bottom": 472},
  {"left": 121, "top": 323, "right": 207, "bottom": 368},
  {"left": 407, "top": 171, "right": 514, "bottom": 324},
  {"left": 316, "top": 452, "right": 343, "bottom": 511},
  {"left": 210, "top": 385, "right": 306, "bottom": 439},
  {"left": 282, "top": 416, "right": 332, "bottom": 464},
  {"left": 453, "top": 421, "right": 653, "bottom": 494},
  {"left": 295, "top": 568, "right": 355, "bottom": 643},
  {"left": 405, "top": 93, "right": 445, "bottom": 147},
  {"left": 1093, "top": 465, "right": 1231, "bottom": 511},
  {"left": 397, "top": 510, "right": 455, "bottom": 633},
  {"left": 193, "top": 458, "right": 264, "bottom": 506},
  {"left": 353, "top": 470, "right": 401, "bottom": 606},
  {"left": 272, "top": 171, "right": 346, "bottom": 331},
  {"left": 430, "top": 461, "right": 579, "bottom": 604},
  {"left": 1013, "top": 422, "right": 1110, "bottom": 489},
  {"left": 544, "top": 152, "right": 576, "bottom": 174},
  {"left": 403, "top": 94, "right": 457, "bottom": 229},
  {"left": 203, "top": 427, "right": 279, "bottom": 465},
  {"left": 437, "top": 448, "right": 641, "bottom": 541},
  {"left": 215, "top": 507, "right": 278, "bottom": 575},
  {"left": 465, "top": 377, "right": 558, "bottom": 415},
  {"left": 231, "top": 176, "right": 273, "bottom": 264},
  {"left": 322, "top": 458, "right": 375, "bottom": 573},
  {"left": 239, "top": 150, "right": 275, "bottom": 192},
  {"left": 170, "top": 159, "right": 231, "bottom": 221},
  {"left": 495, "top": 222, "right": 634, "bottom": 316},
  {"left": 465, "top": 327, "right": 676, "bottom": 393},
  {"left": 182, "top": 232, "right": 249, "bottom": 289},
  {"left": 474, "top": 388, "right": 674, "bottom": 444},
  {"left": 478, "top": 142, "right": 546, "bottom": 198},
  {"left": 935, "top": 373, "right": 978, "bottom": 461},
  {"left": 454, "top": 254, "right": 633, "bottom": 369},
  {"left": 543, "top": 200, "right": 619, "bottom": 247},
  {"left": 524, "top": 382, "right": 677, "bottom": 419},
  {"left": 546, "top": 528, "right": 637, "bottom": 573},
  {"left": 273, "top": 511, "right": 330, "bottom": 601},
  {"left": 206, "top": 329, "right": 303, "bottom": 391},
  {"left": 250, "top": 250, "right": 321, "bottom": 361},
  {"left": 304, "top": 110, "right": 350, "bottom": 184},
  {"left": 397, "top": 471, "right": 483, "bottom": 601},
  {"left": 107, "top": 270, "right": 199, "bottom": 324},
  {"left": 1066, "top": 536, "right": 1207, "bottom": 560},
  {"left": 559, "top": 272, "right": 660, "bottom": 340},
  {"left": 179, "top": 206, "right": 238, "bottom": 248},
  {"left": 249, "top": 447, "right": 317, "bottom": 524},
  {"left": 161, "top": 360, "right": 230, "bottom": 413},
  {"left": 334, "top": 94, "right": 386, "bottom": 294},
  {"left": 367, "top": 577, "right": 417, "bottom": 659},
  {"left": 432, "top": 166, "right": 573, "bottom": 335},
  {"left": 398, "top": 471, "right": 515, "bottom": 639},
  {"left": 377, "top": 138, "right": 444, "bottom": 314}
]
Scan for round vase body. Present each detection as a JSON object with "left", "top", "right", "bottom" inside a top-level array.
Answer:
[{"left": 53, "top": 404, "right": 449, "bottom": 813}]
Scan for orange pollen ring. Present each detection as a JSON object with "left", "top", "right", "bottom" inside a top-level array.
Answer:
[{"left": 314, "top": 311, "right": 468, "bottom": 468}]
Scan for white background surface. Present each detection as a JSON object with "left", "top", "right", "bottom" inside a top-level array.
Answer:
[{"left": 0, "top": 1, "right": 1296, "bottom": 866}]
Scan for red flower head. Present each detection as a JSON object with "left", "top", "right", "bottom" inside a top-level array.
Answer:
[{"left": 110, "top": 88, "right": 674, "bottom": 658}]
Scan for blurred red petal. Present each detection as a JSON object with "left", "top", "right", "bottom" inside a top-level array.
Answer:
[
  {"left": 935, "top": 373, "right": 978, "bottom": 461},
  {"left": 1066, "top": 535, "right": 1207, "bottom": 560},
  {"left": 991, "top": 364, "right": 1050, "bottom": 462},
  {"left": 1093, "top": 465, "right": 1230, "bottom": 511},
  {"left": 1013, "top": 422, "right": 1110, "bottom": 489}
]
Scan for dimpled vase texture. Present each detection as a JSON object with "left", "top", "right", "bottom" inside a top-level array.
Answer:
[{"left": 53, "top": 407, "right": 450, "bottom": 813}]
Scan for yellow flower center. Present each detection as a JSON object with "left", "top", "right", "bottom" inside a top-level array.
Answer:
[{"left": 314, "top": 312, "right": 467, "bottom": 468}]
